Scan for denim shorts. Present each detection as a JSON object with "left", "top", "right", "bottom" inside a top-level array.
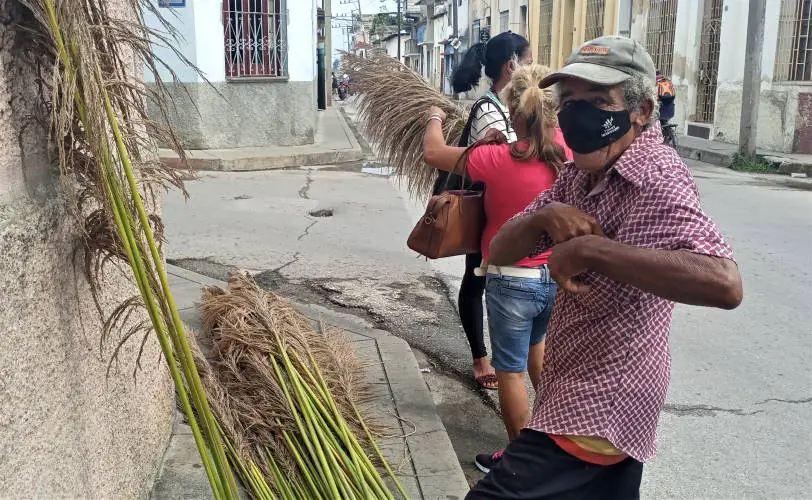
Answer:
[{"left": 485, "top": 267, "right": 557, "bottom": 373}]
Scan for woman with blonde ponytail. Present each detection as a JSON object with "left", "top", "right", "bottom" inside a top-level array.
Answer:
[{"left": 423, "top": 64, "right": 571, "bottom": 473}]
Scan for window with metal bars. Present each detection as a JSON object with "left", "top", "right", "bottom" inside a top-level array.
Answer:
[
  {"left": 537, "top": 0, "right": 554, "bottom": 66},
  {"left": 775, "top": 0, "right": 812, "bottom": 81},
  {"left": 695, "top": 0, "right": 722, "bottom": 123},
  {"left": 223, "top": 0, "right": 287, "bottom": 78},
  {"left": 584, "top": 0, "right": 606, "bottom": 41},
  {"left": 472, "top": 19, "right": 481, "bottom": 45},
  {"left": 645, "top": 0, "right": 678, "bottom": 74},
  {"left": 500, "top": 10, "right": 509, "bottom": 33}
]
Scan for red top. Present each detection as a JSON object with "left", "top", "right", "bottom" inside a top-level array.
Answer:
[
  {"left": 466, "top": 128, "right": 571, "bottom": 267},
  {"left": 519, "top": 123, "right": 736, "bottom": 462}
]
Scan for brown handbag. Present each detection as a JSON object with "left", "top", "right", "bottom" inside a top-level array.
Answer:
[{"left": 407, "top": 189, "right": 485, "bottom": 259}]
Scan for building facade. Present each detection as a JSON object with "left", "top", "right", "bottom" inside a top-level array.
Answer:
[
  {"left": 633, "top": 0, "right": 810, "bottom": 153},
  {"left": 525, "top": 0, "right": 810, "bottom": 154},
  {"left": 527, "top": 0, "right": 628, "bottom": 70},
  {"left": 145, "top": 0, "right": 319, "bottom": 150}
]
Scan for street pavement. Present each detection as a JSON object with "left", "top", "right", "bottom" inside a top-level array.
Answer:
[{"left": 163, "top": 152, "right": 812, "bottom": 497}]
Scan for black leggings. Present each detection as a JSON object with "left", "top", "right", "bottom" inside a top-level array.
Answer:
[{"left": 460, "top": 252, "right": 487, "bottom": 360}]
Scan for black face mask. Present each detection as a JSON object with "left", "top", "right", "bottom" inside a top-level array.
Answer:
[{"left": 557, "top": 100, "right": 632, "bottom": 155}]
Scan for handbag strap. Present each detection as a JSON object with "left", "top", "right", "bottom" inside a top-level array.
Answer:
[{"left": 439, "top": 94, "right": 511, "bottom": 193}]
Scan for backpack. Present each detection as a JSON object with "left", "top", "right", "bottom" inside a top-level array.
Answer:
[
  {"left": 432, "top": 96, "right": 510, "bottom": 195},
  {"left": 657, "top": 78, "right": 676, "bottom": 103}
]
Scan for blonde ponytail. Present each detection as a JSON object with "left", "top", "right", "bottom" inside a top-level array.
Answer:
[{"left": 500, "top": 64, "right": 566, "bottom": 172}]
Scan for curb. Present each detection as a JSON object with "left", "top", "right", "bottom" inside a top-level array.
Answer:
[
  {"left": 159, "top": 108, "right": 366, "bottom": 171},
  {"left": 676, "top": 142, "right": 734, "bottom": 168},
  {"left": 677, "top": 139, "right": 812, "bottom": 176}
]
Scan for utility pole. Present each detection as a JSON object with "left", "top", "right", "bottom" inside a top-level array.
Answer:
[
  {"left": 397, "top": 0, "right": 402, "bottom": 62},
  {"left": 739, "top": 0, "right": 767, "bottom": 157}
]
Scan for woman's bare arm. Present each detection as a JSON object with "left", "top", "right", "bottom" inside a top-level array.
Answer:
[{"left": 423, "top": 118, "right": 467, "bottom": 173}]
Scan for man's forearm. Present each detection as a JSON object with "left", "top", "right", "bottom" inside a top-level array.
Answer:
[
  {"left": 489, "top": 214, "right": 546, "bottom": 266},
  {"left": 581, "top": 236, "right": 743, "bottom": 309}
]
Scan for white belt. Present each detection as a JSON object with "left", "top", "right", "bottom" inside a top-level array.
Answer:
[{"left": 475, "top": 264, "right": 548, "bottom": 279}]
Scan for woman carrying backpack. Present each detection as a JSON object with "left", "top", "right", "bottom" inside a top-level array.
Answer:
[
  {"left": 435, "top": 31, "right": 532, "bottom": 391},
  {"left": 424, "top": 64, "right": 571, "bottom": 473}
]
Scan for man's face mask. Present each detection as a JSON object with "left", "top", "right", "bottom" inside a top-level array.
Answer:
[{"left": 557, "top": 100, "right": 632, "bottom": 155}]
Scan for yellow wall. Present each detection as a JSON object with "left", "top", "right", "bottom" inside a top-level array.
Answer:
[{"left": 529, "top": 0, "right": 621, "bottom": 70}]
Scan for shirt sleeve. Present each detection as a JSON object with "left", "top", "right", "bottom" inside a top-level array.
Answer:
[{"left": 618, "top": 162, "right": 735, "bottom": 261}]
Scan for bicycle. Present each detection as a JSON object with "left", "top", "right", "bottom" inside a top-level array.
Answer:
[{"left": 661, "top": 119, "right": 678, "bottom": 149}]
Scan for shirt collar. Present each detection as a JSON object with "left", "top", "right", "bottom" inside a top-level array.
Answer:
[
  {"left": 607, "top": 121, "right": 664, "bottom": 187},
  {"left": 562, "top": 122, "right": 665, "bottom": 190}
]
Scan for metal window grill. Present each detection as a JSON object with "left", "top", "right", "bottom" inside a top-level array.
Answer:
[
  {"left": 584, "top": 0, "right": 606, "bottom": 41},
  {"left": 775, "top": 0, "right": 812, "bottom": 81},
  {"left": 645, "top": 0, "right": 678, "bottom": 74},
  {"left": 223, "top": 0, "right": 287, "bottom": 78},
  {"left": 537, "top": 0, "right": 554, "bottom": 66},
  {"left": 472, "top": 19, "right": 481, "bottom": 46},
  {"left": 500, "top": 10, "right": 510, "bottom": 33},
  {"left": 695, "top": 0, "right": 722, "bottom": 123}
]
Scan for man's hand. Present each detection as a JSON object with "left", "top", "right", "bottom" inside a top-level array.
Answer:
[
  {"left": 548, "top": 236, "right": 597, "bottom": 294},
  {"left": 540, "top": 202, "right": 604, "bottom": 244}
]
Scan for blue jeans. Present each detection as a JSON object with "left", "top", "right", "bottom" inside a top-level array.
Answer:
[{"left": 486, "top": 268, "right": 557, "bottom": 373}]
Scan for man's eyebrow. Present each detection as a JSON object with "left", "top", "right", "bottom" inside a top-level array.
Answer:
[
  {"left": 589, "top": 84, "right": 611, "bottom": 94},
  {"left": 559, "top": 88, "right": 574, "bottom": 99}
]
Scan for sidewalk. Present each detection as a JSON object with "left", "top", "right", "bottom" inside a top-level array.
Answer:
[
  {"left": 151, "top": 265, "right": 470, "bottom": 500},
  {"left": 677, "top": 135, "right": 812, "bottom": 176},
  {"left": 159, "top": 105, "right": 365, "bottom": 171}
]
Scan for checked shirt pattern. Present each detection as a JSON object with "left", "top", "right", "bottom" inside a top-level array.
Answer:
[{"left": 521, "top": 124, "right": 735, "bottom": 462}]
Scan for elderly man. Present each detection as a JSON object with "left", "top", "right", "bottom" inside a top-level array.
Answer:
[{"left": 467, "top": 36, "right": 743, "bottom": 499}]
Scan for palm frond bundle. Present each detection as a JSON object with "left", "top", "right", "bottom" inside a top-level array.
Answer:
[
  {"left": 194, "top": 273, "right": 407, "bottom": 499},
  {"left": 15, "top": 0, "right": 243, "bottom": 496},
  {"left": 341, "top": 53, "right": 468, "bottom": 198},
  {"left": 16, "top": 0, "right": 409, "bottom": 497}
]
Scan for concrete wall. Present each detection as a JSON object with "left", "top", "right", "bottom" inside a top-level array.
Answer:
[
  {"left": 712, "top": 0, "right": 802, "bottom": 152},
  {"left": 145, "top": 0, "right": 318, "bottom": 149},
  {"left": 0, "top": 2, "right": 174, "bottom": 498},
  {"left": 638, "top": 0, "right": 810, "bottom": 153}
]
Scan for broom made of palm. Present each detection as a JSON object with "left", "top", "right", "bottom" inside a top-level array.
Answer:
[
  {"left": 194, "top": 273, "right": 407, "bottom": 499},
  {"left": 341, "top": 52, "right": 468, "bottom": 199}
]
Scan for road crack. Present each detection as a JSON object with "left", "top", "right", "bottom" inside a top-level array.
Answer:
[
  {"left": 298, "top": 170, "right": 313, "bottom": 199},
  {"left": 663, "top": 403, "right": 762, "bottom": 417},
  {"left": 298, "top": 218, "right": 318, "bottom": 241},
  {"left": 757, "top": 397, "right": 812, "bottom": 406},
  {"left": 273, "top": 251, "right": 301, "bottom": 273}
]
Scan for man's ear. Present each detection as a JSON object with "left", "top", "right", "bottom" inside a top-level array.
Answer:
[{"left": 632, "top": 99, "right": 654, "bottom": 127}]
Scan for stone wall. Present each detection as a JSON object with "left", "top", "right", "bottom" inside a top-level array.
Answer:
[
  {"left": 0, "top": 3, "right": 173, "bottom": 497},
  {"left": 148, "top": 81, "right": 317, "bottom": 149}
]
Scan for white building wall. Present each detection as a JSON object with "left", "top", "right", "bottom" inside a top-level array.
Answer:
[
  {"left": 383, "top": 35, "right": 411, "bottom": 62},
  {"left": 145, "top": 0, "right": 315, "bottom": 83},
  {"left": 143, "top": 0, "right": 319, "bottom": 149},
  {"left": 644, "top": 0, "right": 806, "bottom": 153}
]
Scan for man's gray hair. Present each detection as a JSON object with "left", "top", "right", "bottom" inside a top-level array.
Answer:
[{"left": 622, "top": 75, "right": 659, "bottom": 127}]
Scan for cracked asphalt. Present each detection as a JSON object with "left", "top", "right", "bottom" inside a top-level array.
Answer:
[{"left": 163, "top": 124, "right": 811, "bottom": 497}]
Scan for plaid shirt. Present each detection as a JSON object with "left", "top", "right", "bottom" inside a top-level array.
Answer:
[{"left": 522, "top": 124, "right": 735, "bottom": 462}]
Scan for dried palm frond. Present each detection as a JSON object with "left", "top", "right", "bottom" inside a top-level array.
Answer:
[
  {"left": 194, "top": 272, "right": 406, "bottom": 499},
  {"left": 341, "top": 52, "right": 468, "bottom": 199}
]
